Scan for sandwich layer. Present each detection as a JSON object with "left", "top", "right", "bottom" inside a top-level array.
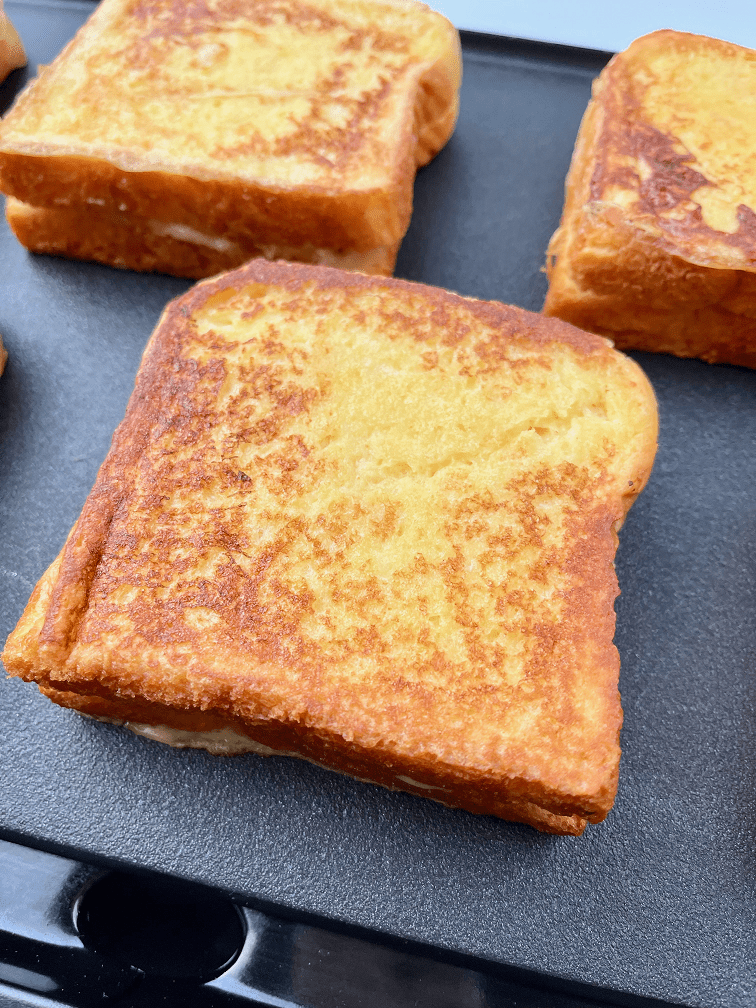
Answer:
[
  {"left": 5, "top": 197, "right": 399, "bottom": 278},
  {"left": 544, "top": 30, "right": 756, "bottom": 368},
  {"left": 3, "top": 260, "right": 658, "bottom": 835},
  {"left": 0, "top": 0, "right": 460, "bottom": 276},
  {"left": 40, "top": 686, "right": 588, "bottom": 835}
]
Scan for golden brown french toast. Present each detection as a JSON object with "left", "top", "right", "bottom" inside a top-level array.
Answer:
[
  {"left": 0, "top": 0, "right": 460, "bottom": 277},
  {"left": 0, "top": 1, "right": 25, "bottom": 82},
  {"left": 2, "top": 260, "right": 658, "bottom": 835},
  {"left": 544, "top": 30, "right": 756, "bottom": 368}
]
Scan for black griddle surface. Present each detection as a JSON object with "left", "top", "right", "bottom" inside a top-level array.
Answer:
[{"left": 1, "top": 7, "right": 755, "bottom": 1007}]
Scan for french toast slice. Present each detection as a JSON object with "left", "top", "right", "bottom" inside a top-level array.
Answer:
[
  {"left": 0, "top": 1, "right": 25, "bottom": 82},
  {"left": 0, "top": 0, "right": 460, "bottom": 277},
  {"left": 544, "top": 30, "right": 756, "bottom": 368},
  {"left": 2, "top": 260, "right": 658, "bottom": 835}
]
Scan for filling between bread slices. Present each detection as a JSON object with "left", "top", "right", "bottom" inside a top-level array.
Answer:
[
  {"left": 146, "top": 218, "right": 397, "bottom": 273},
  {"left": 85, "top": 714, "right": 450, "bottom": 793}
]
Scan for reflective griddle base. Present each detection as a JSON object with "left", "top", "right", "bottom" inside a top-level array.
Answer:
[
  {"left": 0, "top": 839, "right": 675, "bottom": 1008},
  {"left": 1, "top": 4, "right": 755, "bottom": 1008}
]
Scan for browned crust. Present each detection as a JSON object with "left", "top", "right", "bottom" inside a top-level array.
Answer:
[
  {"left": 547, "top": 203, "right": 756, "bottom": 366},
  {"left": 544, "top": 29, "right": 756, "bottom": 367},
  {"left": 0, "top": 0, "right": 461, "bottom": 273},
  {"left": 38, "top": 685, "right": 588, "bottom": 835},
  {"left": 10, "top": 491, "right": 628, "bottom": 826},
  {"left": 0, "top": 150, "right": 414, "bottom": 253},
  {"left": 6, "top": 538, "right": 593, "bottom": 836},
  {"left": 5, "top": 198, "right": 399, "bottom": 278},
  {"left": 3, "top": 261, "right": 658, "bottom": 835}
]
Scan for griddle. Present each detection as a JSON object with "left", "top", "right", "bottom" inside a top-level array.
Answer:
[{"left": 1, "top": 5, "right": 755, "bottom": 1007}]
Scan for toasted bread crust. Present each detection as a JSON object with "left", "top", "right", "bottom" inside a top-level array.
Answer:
[
  {"left": 5, "top": 197, "right": 399, "bottom": 278},
  {"left": 3, "top": 261, "right": 657, "bottom": 834},
  {"left": 0, "top": 150, "right": 412, "bottom": 254},
  {"left": 37, "top": 685, "right": 588, "bottom": 835},
  {"left": 544, "top": 30, "right": 756, "bottom": 367},
  {"left": 0, "top": 0, "right": 460, "bottom": 274}
]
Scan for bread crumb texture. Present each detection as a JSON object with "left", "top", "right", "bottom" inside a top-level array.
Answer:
[{"left": 4, "top": 262, "right": 657, "bottom": 834}]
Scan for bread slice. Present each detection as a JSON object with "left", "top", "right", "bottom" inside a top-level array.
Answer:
[
  {"left": 4, "top": 197, "right": 398, "bottom": 280},
  {"left": 544, "top": 30, "right": 756, "bottom": 368},
  {"left": 2, "top": 260, "right": 658, "bottom": 835},
  {"left": 0, "top": 1, "right": 25, "bottom": 83},
  {"left": 0, "top": 0, "right": 460, "bottom": 277}
]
